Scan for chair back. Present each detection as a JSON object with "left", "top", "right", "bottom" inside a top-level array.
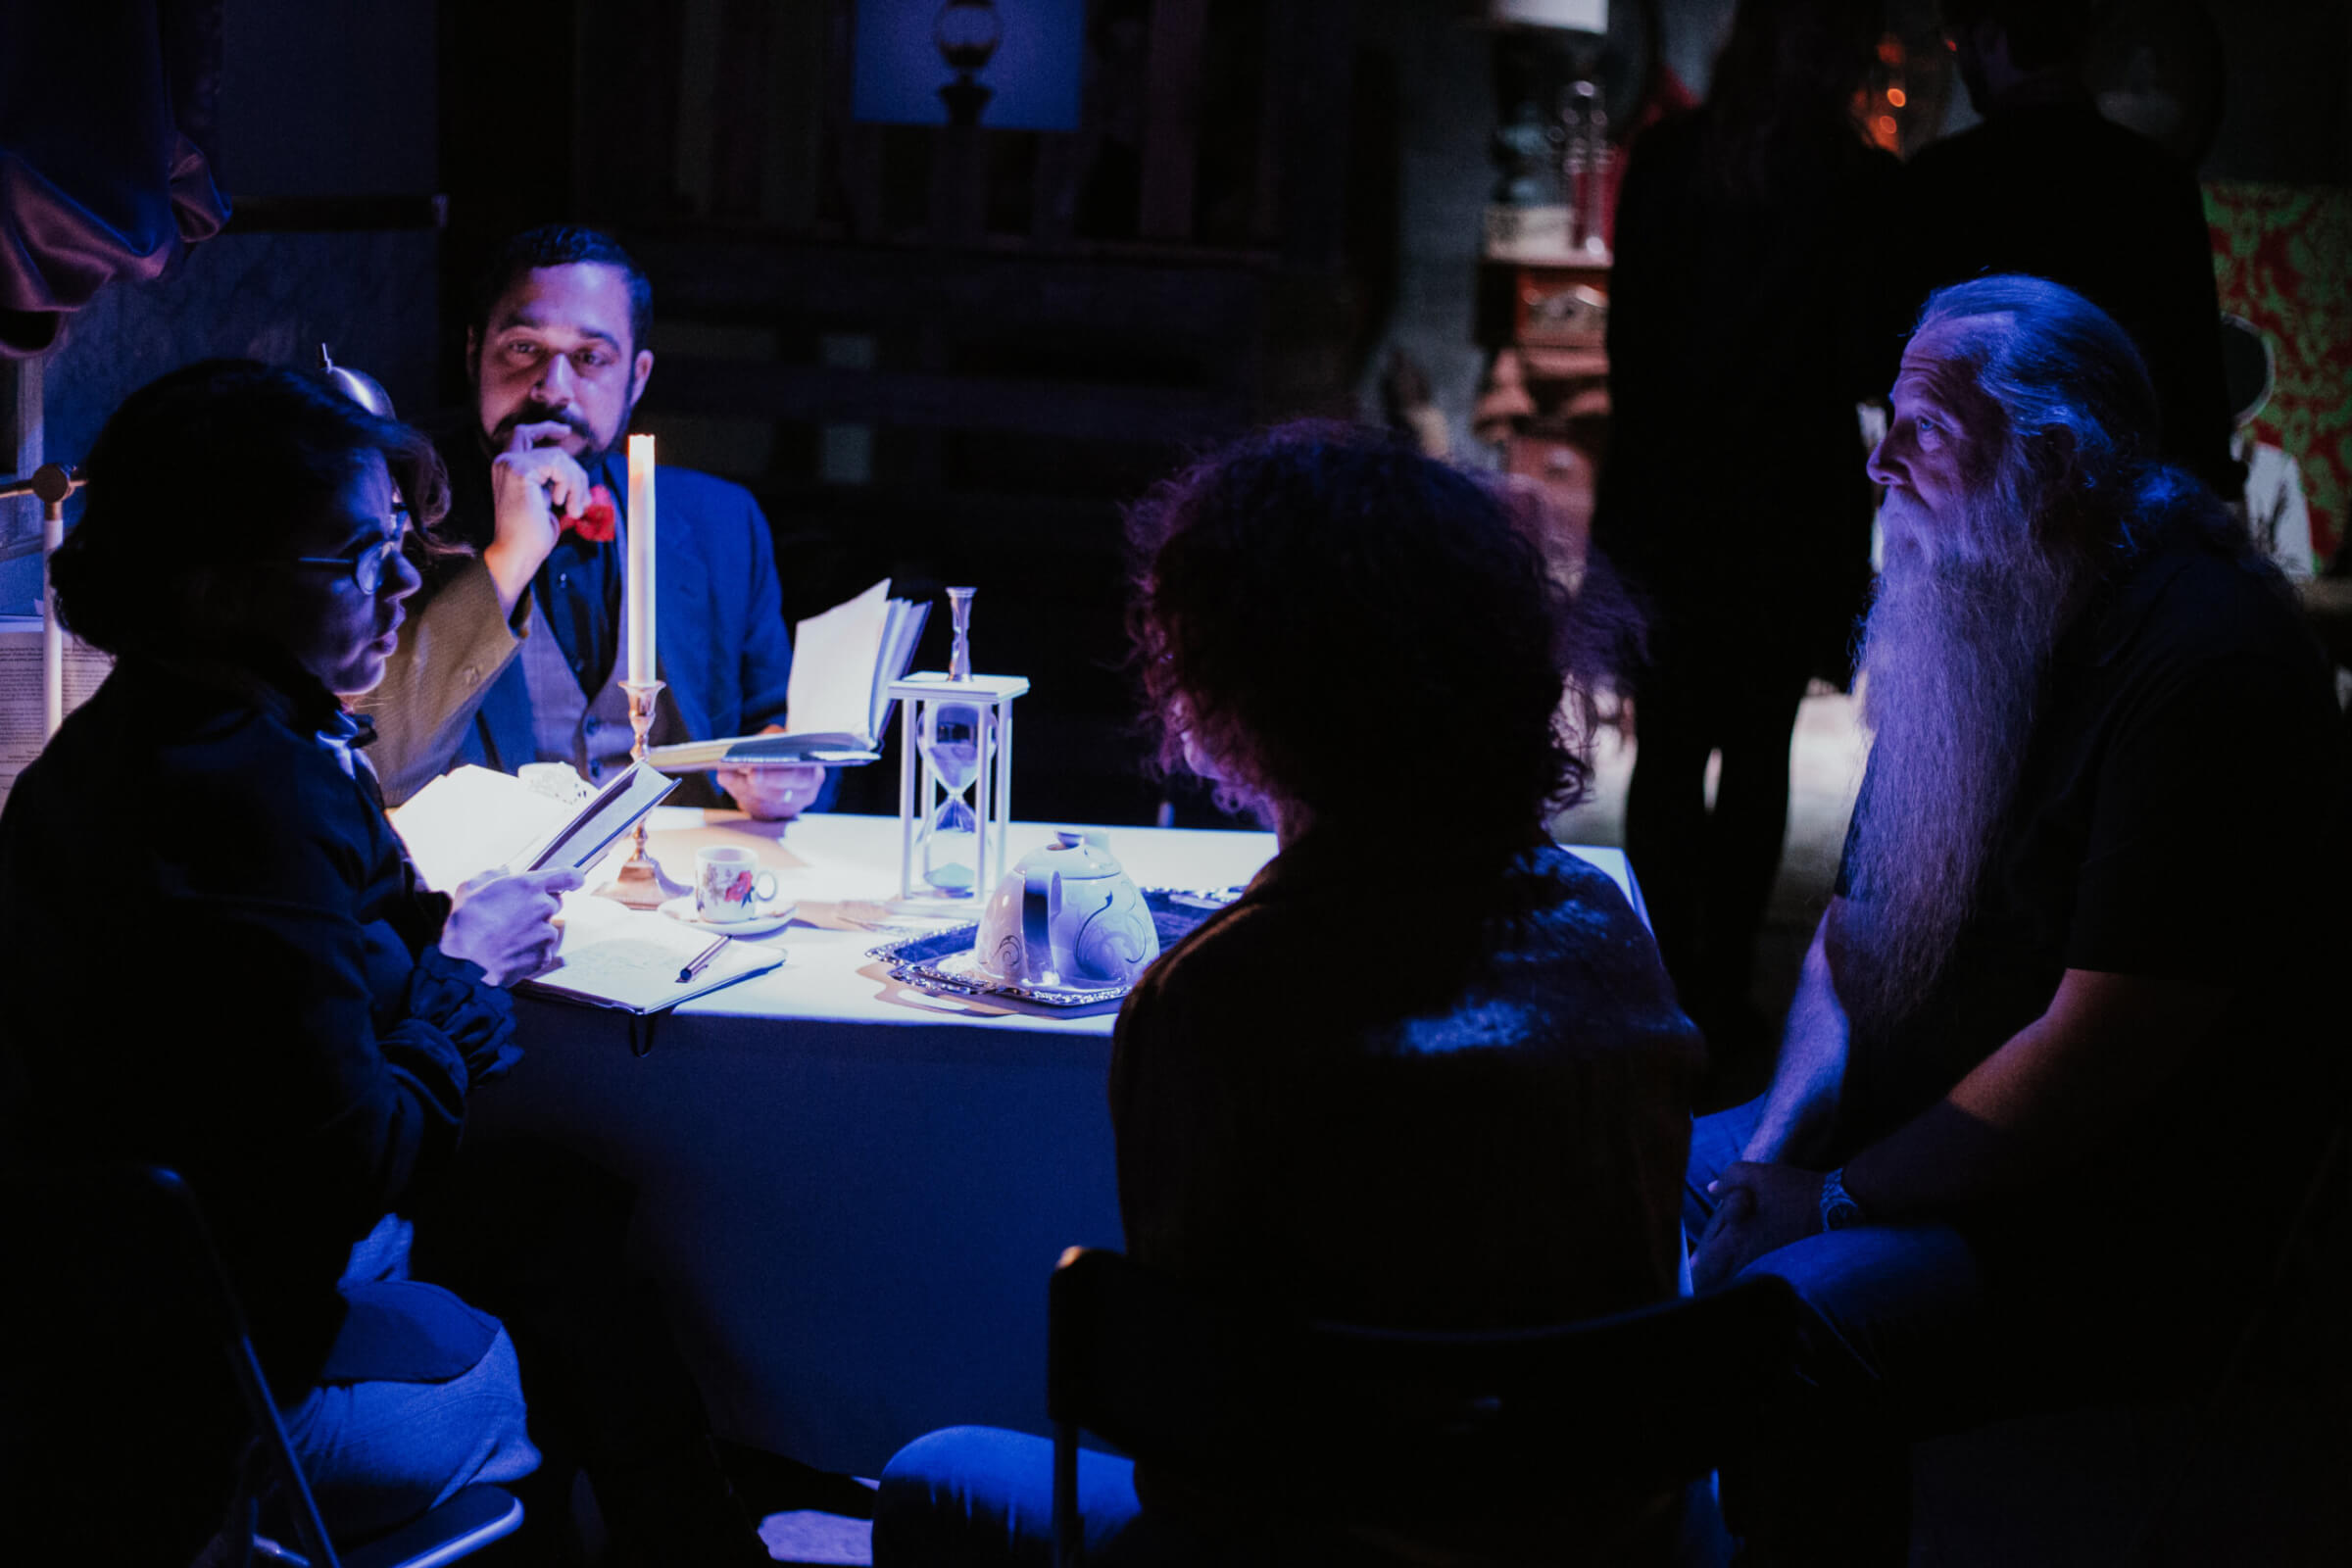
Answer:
[
  {"left": 1, "top": 1162, "right": 345, "bottom": 1563},
  {"left": 5, "top": 1162, "right": 524, "bottom": 1567},
  {"left": 1047, "top": 1247, "right": 1798, "bottom": 1553}
]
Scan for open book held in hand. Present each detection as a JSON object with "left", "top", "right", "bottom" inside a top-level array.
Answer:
[
  {"left": 645, "top": 579, "right": 927, "bottom": 771},
  {"left": 389, "top": 760, "right": 676, "bottom": 893},
  {"left": 391, "top": 765, "right": 782, "bottom": 1014}
]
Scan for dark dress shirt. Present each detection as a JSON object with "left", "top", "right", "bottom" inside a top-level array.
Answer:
[{"left": 533, "top": 458, "right": 624, "bottom": 699}]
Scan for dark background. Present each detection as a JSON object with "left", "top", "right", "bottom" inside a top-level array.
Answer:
[{"left": 7, "top": 0, "right": 2346, "bottom": 822}]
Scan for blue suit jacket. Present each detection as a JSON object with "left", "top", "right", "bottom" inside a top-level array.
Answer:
[{"left": 367, "top": 447, "right": 800, "bottom": 807}]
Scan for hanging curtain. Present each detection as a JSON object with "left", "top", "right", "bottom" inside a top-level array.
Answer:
[{"left": 0, "top": 0, "right": 231, "bottom": 357}]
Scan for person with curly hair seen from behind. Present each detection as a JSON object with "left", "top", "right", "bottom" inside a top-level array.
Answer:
[{"left": 871, "top": 423, "right": 1718, "bottom": 1565}]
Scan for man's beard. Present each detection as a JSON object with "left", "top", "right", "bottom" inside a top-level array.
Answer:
[
  {"left": 482, "top": 403, "right": 623, "bottom": 469},
  {"left": 1837, "top": 488, "right": 2084, "bottom": 1030}
]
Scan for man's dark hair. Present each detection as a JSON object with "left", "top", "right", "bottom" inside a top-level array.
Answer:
[
  {"left": 1939, "top": 0, "right": 2101, "bottom": 73},
  {"left": 50, "top": 360, "right": 450, "bottom": 658},
  {"left": 467, "top": 224, "right": 653, "bottom": 359},
  {"left": 1127, "top": 421, "right": 1624, "bottom": 837}
]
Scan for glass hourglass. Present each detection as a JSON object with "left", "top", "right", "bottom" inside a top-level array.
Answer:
[{"left": 916, "top": 587, "right": 991, "bottom": 897}]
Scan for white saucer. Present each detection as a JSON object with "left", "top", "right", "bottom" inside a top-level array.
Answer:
[{"left": 659, "top": 895, "right": 798, "bottom": 938}]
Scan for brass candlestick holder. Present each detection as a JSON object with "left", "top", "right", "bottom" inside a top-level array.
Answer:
[{"left": 600, "top": 677, "right": 681, "bottom": 908}]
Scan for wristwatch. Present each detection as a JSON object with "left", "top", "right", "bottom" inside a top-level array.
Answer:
[{"left": 1819, "top": 1167, "right": 1865, "bottom": 1232}]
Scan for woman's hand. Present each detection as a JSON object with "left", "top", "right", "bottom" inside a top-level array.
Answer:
[{"left": 440, "top": 866, "right": 584, "bottom": 986}]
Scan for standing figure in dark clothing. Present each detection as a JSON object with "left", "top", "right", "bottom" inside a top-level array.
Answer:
[
  {"left": 1910, "top": 0, "right": 2235, "bottom": 493},
  {"left": 873, "top": 425, "right": 1717, "bottom": 1565},
  {"left": 1594, "top": 0, "right": 1907, "bottom": 1053}
]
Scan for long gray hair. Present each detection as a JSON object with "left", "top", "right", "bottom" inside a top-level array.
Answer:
[{"left": 1838, "top": 276, "right": 2176, "bottom": 1024}]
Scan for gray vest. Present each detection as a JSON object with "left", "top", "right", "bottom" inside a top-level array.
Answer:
[{"left": 518, "top": 592, "right": 666, "bottom": 786}]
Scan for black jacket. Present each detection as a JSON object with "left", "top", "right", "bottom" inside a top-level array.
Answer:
[{"left": 0, "top": 652, "right": 516, "bottom": 1396}]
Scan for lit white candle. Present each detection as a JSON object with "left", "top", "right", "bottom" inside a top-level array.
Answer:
[{"left": 626, "top": 433, "right": 657, "bottom": 684}]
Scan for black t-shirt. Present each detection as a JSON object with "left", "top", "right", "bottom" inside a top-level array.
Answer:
[{"left": 1834, "top": 511, "right": 2345, "bottom": 1331}]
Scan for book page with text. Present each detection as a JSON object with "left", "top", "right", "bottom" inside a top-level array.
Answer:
[{"left": 785, "top": 578, "right": 892, "bottom": 742}]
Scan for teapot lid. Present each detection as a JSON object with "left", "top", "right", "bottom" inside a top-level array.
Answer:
[{"left": 1017, "top": 828, "right": 1125, "bottom": 878}]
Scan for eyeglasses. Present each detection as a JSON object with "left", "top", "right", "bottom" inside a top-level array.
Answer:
[{"left": 290, "top": 506, "right": 413, "bottom": 595}]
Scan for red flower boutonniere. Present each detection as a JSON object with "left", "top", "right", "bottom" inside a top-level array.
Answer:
[{"left": 564, "top": 484, "right": 619, "bottom": 543}]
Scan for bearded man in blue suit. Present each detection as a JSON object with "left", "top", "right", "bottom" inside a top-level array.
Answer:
[{"left": 366, "top": 225, "right": 825, "bottom": 818}]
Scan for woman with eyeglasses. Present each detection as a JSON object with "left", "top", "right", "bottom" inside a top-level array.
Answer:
[{"left": 0, "top": 360, "right": 574, "bottom": 1559}]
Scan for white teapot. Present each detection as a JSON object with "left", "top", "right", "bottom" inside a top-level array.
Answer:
[{"left": 974, "top": 830, "right": 1160, "bottom": 989}]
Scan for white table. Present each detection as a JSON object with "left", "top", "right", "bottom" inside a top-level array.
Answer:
[{"left": 472, "top": 809, "right": 1642, "bottom": 1475}]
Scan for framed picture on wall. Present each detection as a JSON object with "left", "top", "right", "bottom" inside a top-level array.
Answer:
[{"left": 853, "top": 0, "right": 1085, "bottom": 130}]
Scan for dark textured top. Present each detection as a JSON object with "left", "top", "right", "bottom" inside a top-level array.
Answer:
[
  {"left": 1835, "top": 510, "right": 2346, "bottom": 1343},
  {"left": 0, "top": 653, "right": 518, "bottom": 1395},
  {"left": 1111, "top": 831, "right": 1703, "bottom": 1332},
  {"left": 1905, "top": 96, "right": 2236, "bottom": 494}
]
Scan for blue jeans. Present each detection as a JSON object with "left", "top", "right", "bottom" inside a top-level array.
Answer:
[
  {"left": 874, "top": 1427, "right": 1177, "bottom": 1567},
  {"left": 279, "top": 1324, "right": 540, "bottom": 1541},
  {"left": 1684, "top": 1099, "right": 1997, "bottom": 1426},
  {"left": 1686, "top": 1100, "right": 1997, "bottom": 1563},
  {"left": 873, "top": 1426, "right": 1731, "bottom": 1566},
  {"left": 276, "top": 1216, "right": 540, "bottom": 1543}
]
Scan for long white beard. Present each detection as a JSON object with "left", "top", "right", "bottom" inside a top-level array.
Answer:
[{"left": 1838, "top": 491, "right": 2082, "bottom": 1027}]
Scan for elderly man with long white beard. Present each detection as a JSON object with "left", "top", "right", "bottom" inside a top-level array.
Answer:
[{"left": 1685, "top": 274, "right": 2345, "bottom": 1561}]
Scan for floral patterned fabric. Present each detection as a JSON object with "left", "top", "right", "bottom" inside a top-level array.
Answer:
[{"left": 2205, "top": 181, "right": 2351, "bottom": 572}]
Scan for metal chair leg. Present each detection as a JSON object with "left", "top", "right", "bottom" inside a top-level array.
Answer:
[{"left": 1052, "top": 1419, "right": 1081, "bottom": 1568}]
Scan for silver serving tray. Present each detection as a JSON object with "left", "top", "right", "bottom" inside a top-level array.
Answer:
[{"left": 866, "top": 886, "right": 1242, "bottom": 1008}]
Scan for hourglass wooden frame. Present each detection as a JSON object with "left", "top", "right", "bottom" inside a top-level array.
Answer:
[{"left": 891, "top": 671, "right": 1029, "bottom": 905}]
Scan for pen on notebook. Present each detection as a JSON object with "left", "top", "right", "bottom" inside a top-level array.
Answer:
[{"left": 677, "top": 935, "right": 729, "bottom": 984}]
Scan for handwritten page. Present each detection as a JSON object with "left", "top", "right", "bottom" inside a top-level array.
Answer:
[{"left": 527, "top": 900, "right": 785, "bottom": 1012}]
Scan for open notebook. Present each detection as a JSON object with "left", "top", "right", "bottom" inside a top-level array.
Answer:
[
  {"left": 389, "top": 764, "right": 781, "bottom": 1014},
  {"left": 526, "top": 897, "right": 785, "bottom": 1014},
  {"left": 646, "top": 579, "right": 927, "bottom": 769}
]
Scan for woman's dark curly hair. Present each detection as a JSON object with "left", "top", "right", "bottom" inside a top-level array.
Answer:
[
  {"left": 1128, "top": 421, "right": 1620, "bottom": 838},
  {"left": 49, "top": 359, "right": 450, "bottom": 658}
]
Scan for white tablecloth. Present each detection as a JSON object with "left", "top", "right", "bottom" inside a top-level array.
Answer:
[{"left": 470, "top": 809, "right": 1641, "bottom": 1475}]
